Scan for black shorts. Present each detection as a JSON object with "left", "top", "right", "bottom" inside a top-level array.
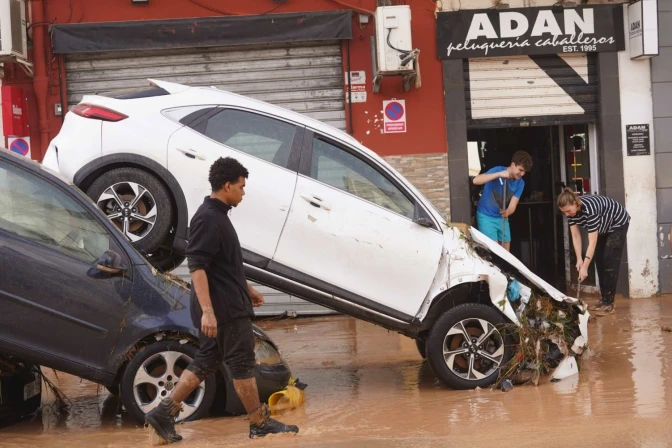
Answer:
[{"left": 185, "top": 318, "right": 256, "bottom": 380}]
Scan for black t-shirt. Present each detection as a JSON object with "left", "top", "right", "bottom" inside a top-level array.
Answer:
[{"left": 187, "top": 197, "right": 254, "bottom": 325}]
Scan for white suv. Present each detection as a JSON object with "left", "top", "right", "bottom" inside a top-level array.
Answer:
[{"left": 44, "top": 79, "right": 587, "bottom": 389}]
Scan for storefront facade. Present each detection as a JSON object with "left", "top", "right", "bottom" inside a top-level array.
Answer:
[
  {"left": 440, "top": 2, "right": 659, "bottom": 298},
  {"left": 0, "top": 0, "right": 662, "bottom": 306}
]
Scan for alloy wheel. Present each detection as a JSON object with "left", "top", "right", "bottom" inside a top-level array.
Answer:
[
  {"left": 97, "top": 181, "right": 157, "bottom": 242},
  {"left": 132, "top": 350, "right": 205, "bottom": 422},
  {"left": 442, "top": 318, "right": 505, "bottom": 381}
]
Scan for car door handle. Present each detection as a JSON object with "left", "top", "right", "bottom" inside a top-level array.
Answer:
[
  {"left": 176, "top": 147, "right": 206, "bottom": 160},
  {"left": 300, "top": 193, "right": 331, "bottom": 211}
]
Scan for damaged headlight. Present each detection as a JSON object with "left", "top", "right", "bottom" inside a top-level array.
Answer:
[{"left": 255, "top": 338, "right": 283, "bottom": 366}]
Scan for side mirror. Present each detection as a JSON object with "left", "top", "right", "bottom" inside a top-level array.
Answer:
[
  {"left": 415, "top": 217, "right": 433, "bottom": 228},
  {"left": 95, "top": 250, "right": 128, "bottom": 276}
]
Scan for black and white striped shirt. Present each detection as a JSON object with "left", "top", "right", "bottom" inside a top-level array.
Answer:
[{"left": 567, "top": 195, "right": 630, "bottom": 234}]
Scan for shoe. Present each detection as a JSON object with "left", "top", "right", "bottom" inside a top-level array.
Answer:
[
  {"left": 588, "top": 301, "right": 606, "bottom": 312},
  {"left": 146, "top": 398, "right": 183, "bottom": 444},
  {"left": 595, "top": 304, "right": 615, "bottom": 316},
  {"left": 249, "top": 405, "right": 299, "bottom": 439}
]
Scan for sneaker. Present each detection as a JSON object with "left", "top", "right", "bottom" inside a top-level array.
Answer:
[
  {"left": 588, "top": 301, "right": 606, "bottom": 312},
  {"left": 146, "top": 398, "right": 183, "bottom": 444},
  {"left": 249, "top": 405, "right": 299, "bottom": 439},
  {"left": 595, "top": 304, "right": 615, "bottom": 316}
]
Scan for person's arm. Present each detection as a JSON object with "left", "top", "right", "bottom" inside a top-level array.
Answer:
[
  {"left": 473, "top": 169, "right": 509, "bottom": 185},
  {"left": 247, "top": 281, "right": 265, "bottom": 307},
  {"left": 579, "top": 231, "right": 599, "bottom": 282},
  {"left": 191, "top": 270, "right": 217, "bottom": 337},
  {"left": 570, "top": 224, "right": 583, "bottom": 273},
  {"left": 501, "top": 196, "right": 520, "bottom": 218},
  {"left": 187, "top": 216, "right": 219, "bottom": 338},
  {"left": 501, "top": 180, "right": 523, "bottom": 218}
]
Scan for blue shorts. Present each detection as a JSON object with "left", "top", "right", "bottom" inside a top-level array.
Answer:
[{"left": 477, "top": 212, "right": 511, "bottom": 244}]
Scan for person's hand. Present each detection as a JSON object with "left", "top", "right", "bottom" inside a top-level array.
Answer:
[
  {"left": 249, "top": 289, "right": 265, "bottom": 307},
  {"left": 579, "top": 265, "right": 589, "bottom": 282},
  {"left": 500, "top": 209, "right": 509, "bottom": 218},
  {"left": 575, "top": 259, "right": 583, "bottom": 273},
  {"left": 201, "top": 308, "right": 217, "bottom": 338},
  {"left": 500, "top": 170, "right": 510, "bottom": 179}
]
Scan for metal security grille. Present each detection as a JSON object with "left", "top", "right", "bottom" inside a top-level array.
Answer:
[
  {"left": 465, "top": 53, "right": 598, "bottom": 128},
  {"left": 65, "top": 41, "right": 346, "bottom": 130}
]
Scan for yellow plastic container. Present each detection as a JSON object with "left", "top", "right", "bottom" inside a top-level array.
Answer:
[{"left": 268, "top": 378, "right": 305, "bottom": 413}]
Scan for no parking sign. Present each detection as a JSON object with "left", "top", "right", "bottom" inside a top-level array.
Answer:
[
  {"left": 383, "top": 100, "right": 407, "bottom": 134},
  {"left": 8, "top": 137, "right": 31, "bottom": 158}
]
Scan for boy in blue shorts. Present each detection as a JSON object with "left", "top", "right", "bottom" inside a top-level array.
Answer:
[{"left": 472, "top": 151, "right": 533, "bottom": 251}]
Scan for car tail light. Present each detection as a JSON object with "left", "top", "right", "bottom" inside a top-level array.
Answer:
[{"left": 71, "top": 103, "right": 128, "bottom": 122}]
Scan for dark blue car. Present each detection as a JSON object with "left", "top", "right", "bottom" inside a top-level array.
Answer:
[{"left": 0, "top": 147, "right": 291, "bottom": 424}]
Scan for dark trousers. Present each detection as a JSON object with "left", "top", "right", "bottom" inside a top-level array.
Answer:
[{"left": 593, "top": 224, "right": 629, "bottom": 305}]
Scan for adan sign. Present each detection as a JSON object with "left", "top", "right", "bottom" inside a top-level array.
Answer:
[{"left": 436, "top": 6, "right": 625, "bottom": 59}]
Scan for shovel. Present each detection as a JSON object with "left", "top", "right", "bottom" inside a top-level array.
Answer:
[{"left": 501, "top": 178, "right": 508, "bottom": 247}]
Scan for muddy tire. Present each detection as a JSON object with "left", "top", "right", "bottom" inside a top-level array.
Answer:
[
  {"left": 426, "top": 303, "right": 513, "bottom": 390},
  {"left": 120, "top": 340, "right": 217, "bottom": 425},
  {"left": 147, "top": 249, "right": 186, "bottom": 274},
  {"left": 415, "top": 338, "right": 427, "bottom": 359},
  {"left": 86, "top": 168, "right": 174, "bottom": 255}
]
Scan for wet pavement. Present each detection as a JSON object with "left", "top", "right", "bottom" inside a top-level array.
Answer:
[{"left": 3, "top": 296, "right": 672, "bottom": 447}]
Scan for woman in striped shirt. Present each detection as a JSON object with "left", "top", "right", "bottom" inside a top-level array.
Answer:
[{"left": 557, "top": 188, "right": 630, "bottom": 316}]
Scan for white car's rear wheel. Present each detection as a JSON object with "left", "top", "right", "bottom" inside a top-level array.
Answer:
[{"left": 87, "top": 168, "right": 174, "bottom": 256}]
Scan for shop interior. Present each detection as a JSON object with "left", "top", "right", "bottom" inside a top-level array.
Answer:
[{"left": 467, "top": 124, "right": 596, "bottom": 291}]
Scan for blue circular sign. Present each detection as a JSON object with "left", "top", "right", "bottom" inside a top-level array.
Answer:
[
  {"left": 385, "top": 102, "right": 404, "bottom": 121},
  {"left": 9, "top": 139, "right": 29, "bottom": 156}
]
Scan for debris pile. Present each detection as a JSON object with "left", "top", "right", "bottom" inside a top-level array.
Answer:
[{"left": 497, "top": 287, "right": 588, "bottom": 388}]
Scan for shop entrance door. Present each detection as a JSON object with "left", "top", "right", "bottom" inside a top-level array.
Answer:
[{"left": 467, "top": 126, "right": 563, "bottom": 289}]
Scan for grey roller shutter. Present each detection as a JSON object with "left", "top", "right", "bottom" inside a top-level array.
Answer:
[
  {"left": 465, "top": 53, "right": 598, "bottom": 128},
  {"left": 65, "top": 41, "right": 346, "bottom": 130}
]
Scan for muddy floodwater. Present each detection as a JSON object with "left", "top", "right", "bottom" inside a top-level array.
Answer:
[{"left": 4, "top": 297, "right": 672, "bottom": 447}]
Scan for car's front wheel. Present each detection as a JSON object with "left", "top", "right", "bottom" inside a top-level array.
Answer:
[
  {"left": 426, "top": 303, "right": 513, "bottom": 390},
  {"left": 87, "top": 168, "right": 174, "bottom": 257},
  {"left": 119, "top": 340, "right": 217, "bottom": 425}
]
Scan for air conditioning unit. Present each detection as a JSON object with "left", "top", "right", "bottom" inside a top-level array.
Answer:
[
  {"left": 374, "top": 5, "right": 413, "bottom": 74},
  {"left": 0, "top": 0, "right": 28, "bottom": 61}
]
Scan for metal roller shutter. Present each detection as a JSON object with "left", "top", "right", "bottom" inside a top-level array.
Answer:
[
  {"left": 65, "top": 41, "right": 346, "bottom": 130},
  {"left": 465, "top": 53, "right": 598, "bottom": 128},
  {"left": 65, "top": 41, "right": 345, "bottom": 316}
]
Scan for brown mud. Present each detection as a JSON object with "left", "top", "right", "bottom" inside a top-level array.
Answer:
[{"left": 3, "top": 296, "right": 672, "bottom": 447}]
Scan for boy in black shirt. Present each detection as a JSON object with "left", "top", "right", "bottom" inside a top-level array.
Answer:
[{"left": 146, "top": 157, "right": 298, "bottom": 443}]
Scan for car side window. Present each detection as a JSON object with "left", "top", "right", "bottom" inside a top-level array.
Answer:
[
  {"left": 203, "top": 109, "right": 297, "bottom": 168},
  {"left": 0, "top": 161, "right": 111, "bottom": 263},
  {"left": 310, "top": 137, "right": 415, "bottom": 219}
]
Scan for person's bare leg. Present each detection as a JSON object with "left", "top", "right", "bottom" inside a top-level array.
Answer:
[
  {"left": 171, "top": 370, "right": 202, "bottom": 404},
  {"left": 233, "top": 377, "right": 264, "bottom": 424},
  {"left": 504, "top": 242, "right": 511, "bottom": 252}
]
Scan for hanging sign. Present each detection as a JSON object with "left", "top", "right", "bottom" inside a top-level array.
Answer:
[
  {"left": 628, "top": 0, "right": 659, "bottom": 60},
  {"left": 436, "top": 5, "right": 625, "bottom": 59}
]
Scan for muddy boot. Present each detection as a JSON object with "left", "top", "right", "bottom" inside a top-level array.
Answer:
[
  {"left": 249, "top": 404, "right": 299, "bottom": 439},
  {"left": 595, "top": 303, "right": 615, "bottom": 317},
  {"left": 146, "top": 398, "right": 183, "bottom": 444},
  {"left": 588, "top": 301, "right": 606, "bottom": 312}
]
